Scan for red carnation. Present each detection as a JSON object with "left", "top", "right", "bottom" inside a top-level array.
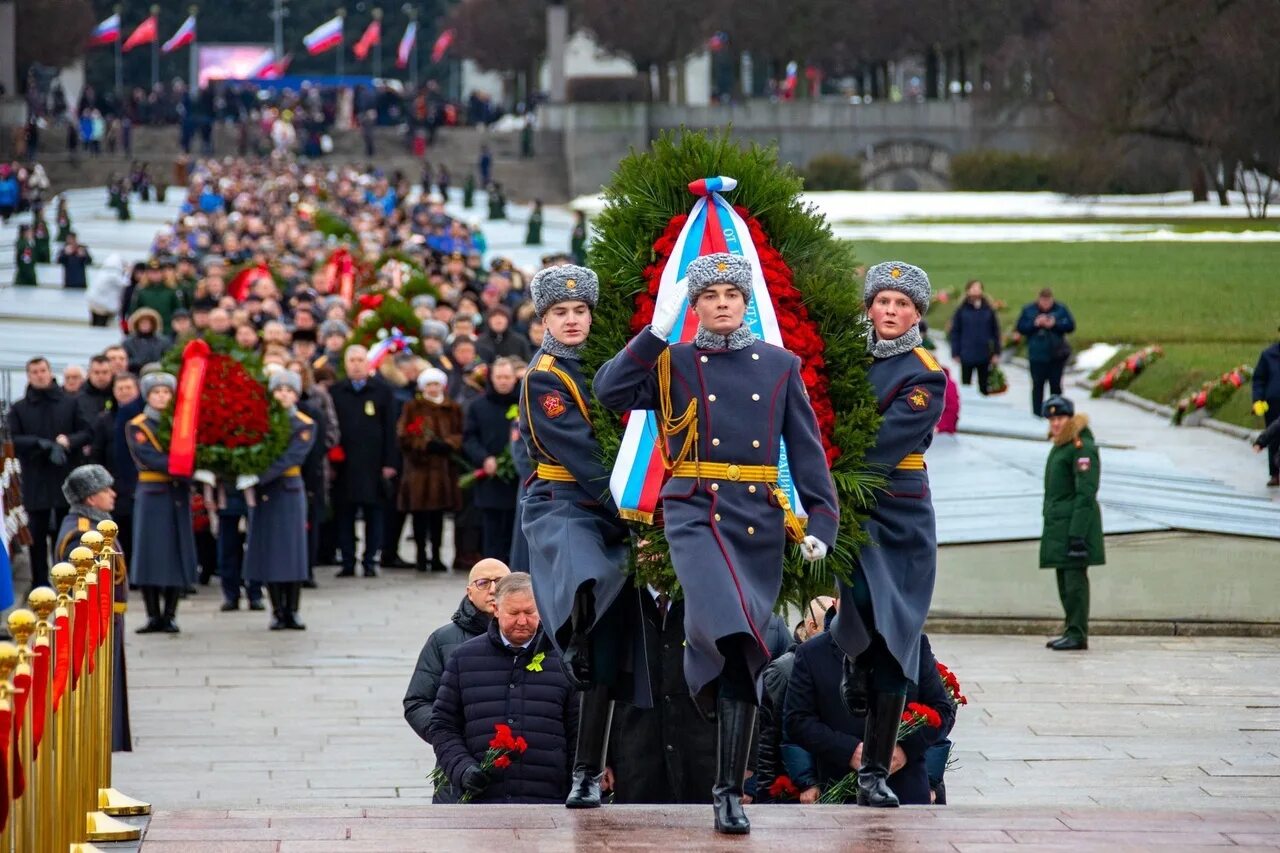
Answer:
[
  {"left": 493, "top": 755, "right": 512, "bottom": 770},
  {"left": 514, "top": 736, "right": 528, "bottom": 754}
]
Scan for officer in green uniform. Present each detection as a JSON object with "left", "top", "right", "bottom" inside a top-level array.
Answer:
[
  {"left": 1040, "top": 395, "right": 1104, "bottom": 651},
  {"left": 33, "top": 213, "right": 52, "bottom": 263},
  {"left": 15, "top": 224, "right": 38, "bottom": 286}
]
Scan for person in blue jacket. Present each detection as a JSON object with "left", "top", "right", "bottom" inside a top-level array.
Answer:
[
  {"left": 1251, "top": 327, "right": 1280, "bottom": 486},
  {"left": 1015, "top": 287, "right": 1076, "bottom": 417},
  {"left": 947, "top": 279, "right": 1001, "bottom": 394}
]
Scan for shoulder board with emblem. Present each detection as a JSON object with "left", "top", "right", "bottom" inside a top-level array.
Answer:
[
  {"left": 296, "top": 412, "right": 314, "bottom": 425},
  {"left": 536, "top": 354, "right": 556, "bottom": 371},
  {"left": 913, "top": 347, "right": 943, "bottom": 372},
  {"left": 128, "top": 413, "right": 148, "bottom": 425},
  {"left": 78, "top": 516, "right": 91, "bottom": 532}
]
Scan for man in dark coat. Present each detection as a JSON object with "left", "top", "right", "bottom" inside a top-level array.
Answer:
[
  {"left": 90, "top": 372, "right": 144, "bottom": 559},
  {"left": 1040, "top": 396, "right": 1104, "bottom": 651},
  {"left": 1251, "top": 328, "right": 1280, "bottom": 486},
  {"left": 607, "top": 592, "right": 716, "bottom": 805},
  {"left": 462, "top": 357, "right": 521, "bottom": 560},
  {"left": 1015, "top": 287, "right": 1076, "bottom": 417},
  {"left": 55, "top": 464, "right": 132, "bottom": 752},
  {"left": 427, "top": 574, "right": 579, "bottom": 804},
  {"left": 947, "top": 279, "right": 1001, "bottom": 395},
  {"left": 517, "top": 263, "right": 649, "bottom": 809},
  {"left": 8, "top": 356, "right": 92, "bottom": 589},
  {"left": 78, "top": 355, "right": 117, "bottom": 422},
  {"left": 329, "top": 346, "right": 398, "bottom": 578},
  {"left": 832, "top": 262, "right": 945, "bottom": 809},
  {"left": 475, "top": 306, "right": 532, "bottom": 364},
  {"left": 785, "top": 632, "right": 955, "bottom": 806},
  {"left": 595, "top": 253, "right": 839, "bottom": 835}
]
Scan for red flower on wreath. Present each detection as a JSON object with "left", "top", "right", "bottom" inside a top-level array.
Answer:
[
  {"left": 633, "top": 208, "right": 838, "bottom": 465},
  {"left": 195, "top": 354, "right": 270, "bottom": 449}
]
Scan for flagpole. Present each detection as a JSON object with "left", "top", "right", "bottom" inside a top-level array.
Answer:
[
  {"left": 150, "top": 5, "right": 161, "bottom": 88},
  {"left": 114, "top": 4, "right": 124, "bottom": 94},
  {"left": 371, "top": 8, "right": 383, "bottom": 78},
  {"left": 189, "top": 6, "right": 199, "bottom": 90},
  {"left": 336, "top": 8, "right": 345, "bottom": 77}
]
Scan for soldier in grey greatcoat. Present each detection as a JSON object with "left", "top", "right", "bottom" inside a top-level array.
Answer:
[
  {"left": 831, "top": 261, "right": 946, "bottom": 808},
  {"left": 125, "top": 370, "right": 198, "bottom": 633},
  {"left": 242, "top": 370, "right": 317, "bottom": 630},
  {"left": 594, "top": 252, "right": 839, "bottom": 835},
  {"left": 518, "top": 263, "right": 647, "bottom": 809}
]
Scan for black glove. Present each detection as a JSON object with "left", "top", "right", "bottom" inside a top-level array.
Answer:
[
  {"left": 1066, "top": 537, "right": 1089, "bottom": 560},
  {"left": 48, "top": 442, "right": 68, "bottom": 466},
  {"left": 460, "top": 764, "right": 489, "bottom": 795}
]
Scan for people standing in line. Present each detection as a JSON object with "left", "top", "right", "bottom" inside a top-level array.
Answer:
[
  {"left": 396, "top": 367, "right": 463, "bottom": 573},
  {"left": 1250, "top": 326, "right": 1280, "bottom": 487},
  {"left": 518, "top": 264, "right": 648, "bottom": 809},
  {"left": 1016, "top": 287, "right": 1076, "bottom": 418},
  {"left": 241, "top": 371, "right": 317, "bottom": 630},
  {"left": 462, "top": 357, "right": 521, "bottom": 561},
  {"left": 1040, "top": 396, "right": 1104, "bottom": 652},
  {"left": 90, "top": 372, "right": 144, "bottom": 559},
  {"left": 427, "top": 573, "right": 578, "bottom": 805},
  {"left": 594, "top": 253, "right": 839, "bottom": 835},
  {"left": 77, "top": 355, "right": 116, "bottom": 421},
  {"left": 404, "top": 558, "right": 511, "bottom": 802},
  {"left": 947, "top": 279, "right": 1001, "bottom": 395},
  {"left": 61, "top": 364, "right": 86, "bottom": 395},
  {"left": 831, "top": 262, "right": 946, "bottom": 809},
  {"left": 329, "top": 345, "right": 398, "bottom": 578},
  {"left": 125, "top": 371, "right": 197, "bottom": 633},
  {"left": 7, "top": 356, "right": 92, "bottom": 590}
]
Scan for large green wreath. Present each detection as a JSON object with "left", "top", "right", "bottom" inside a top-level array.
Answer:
[{"left": 581, "top": 131, "right": 883, "bottom": 614}]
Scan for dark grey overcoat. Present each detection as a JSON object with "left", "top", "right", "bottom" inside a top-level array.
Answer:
[
  {"left": 244, "top": 410, "right": 318, "bottom": 584},
  {"left": 124, "top": 411, "right": 197, "bottom": 588},
  {"left": 594, "top": 327, "right": 839, "bottom": 700}
]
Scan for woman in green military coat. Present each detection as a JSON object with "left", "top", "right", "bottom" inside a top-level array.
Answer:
[{"left": 1040, "top": 395, "right": 1104, "bottom": 651}]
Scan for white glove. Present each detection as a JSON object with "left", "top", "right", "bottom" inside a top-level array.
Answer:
[
  {"left": 649, "top": 298, "right": 684, "bottom": 340},
  {"left": 235, "top": 474, "right": 260, "bottom": 491},
  {"left": 800, "top": 535, "right": 828, "bottom": 563},
  {"left": 192, "top": 469, "right": 216, "bottom": 487}
]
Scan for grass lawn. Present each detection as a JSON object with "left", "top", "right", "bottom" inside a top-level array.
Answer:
[{"left": 850, "top": 241, "right": 1279, "bottom": 426}]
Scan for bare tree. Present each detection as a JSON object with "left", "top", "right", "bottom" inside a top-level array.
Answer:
[
  {"left": 17, "top": 0, "right": 95, "bottom": 78},
  {"left": 579, "top": 0, "right": 713, "bottom": 102},
  {"left": 446, "top": 0, "right": 549, "bottom": 105}
]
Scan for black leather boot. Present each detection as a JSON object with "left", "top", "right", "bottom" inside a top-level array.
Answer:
[
  {"left": 712, "top": 696, "right": 756, "bottom": 835},
  {"left": 565, "top": 686, "right": 613, "bottom": 808},
  {"left": 560, "top": 590, "right": 595, "bottom": 690},
  {"left": 268, "top": 584, "right": 286, "bottom": 630},
  {"left": 841, "top": 655, "right": 870, "bottom": 718},
  {"left": 283, "top": 583, "right": 306, "bottom": 630},
  {"left": 136, "top": 587, "right": 164, "bottom": 633},
  {"left": 161, "top": 587, "right": 181, "bottom": 633},
  {"left": 856, "top": 692, "right": 904, "bottom": 807}
]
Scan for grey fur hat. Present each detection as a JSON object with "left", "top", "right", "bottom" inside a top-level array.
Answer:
[
  {"left": 269, "top": 370, "right": 302, "bottom": 395},
  {"left": 62, "top": 464, "right": 113, "bottom": 505},
  {"left": 530, "top": 264, "right": 599, "bottom": 316},
  {"left": 319, "top": 320, "right": 351, "bottom": 340},
  {"left": 864, "top": 261, "right": 931, "bottom": 314},
  {"left": 140, "top": 371, "right": 177, "bottom": 396},
  {"left": 685, "top": 253, "right": 752, "bottom": 302},
  {"left": 420, "top": 319, "right": 449, "bottom": 341}
]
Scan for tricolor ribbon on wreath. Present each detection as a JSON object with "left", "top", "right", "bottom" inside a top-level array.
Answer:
[{"left": 608, "top": 175, "right": 805, "bottom": 524}]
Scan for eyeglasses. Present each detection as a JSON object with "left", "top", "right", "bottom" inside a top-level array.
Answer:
[{"left": 470, "top": 577, "right": 499, "bottom": 590}]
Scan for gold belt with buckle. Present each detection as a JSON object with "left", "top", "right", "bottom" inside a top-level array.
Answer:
[
  {"left": 896, "top": 453, "right": 926, "bottom": 471},
  {"left": 536, "top": 463, "right": 576, "bottom": 482},
  {"left": 670, "top": 462, "right": 780, "bottom": 483}
]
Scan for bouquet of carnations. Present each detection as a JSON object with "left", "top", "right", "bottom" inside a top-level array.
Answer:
[{"left": 429, "top": 722, "right": 528, "bottom": 803}]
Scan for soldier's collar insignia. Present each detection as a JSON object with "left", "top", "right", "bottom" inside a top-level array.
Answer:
[{"left": 907, "top": 386, "right": 931, "bottom": 411}]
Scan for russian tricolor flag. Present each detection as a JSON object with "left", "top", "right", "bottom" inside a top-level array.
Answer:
[
  {"left": 396, "top": 21, "right": 417, "bottom": 69},
  {"left": 0, "top": 477, "right": 17, "bottom": 610},
  {"left": 303, "top": 15, "right": 344, "bottom": 56},
  {"left": 89, "top": 13, "right": 121, "bottom": 47},
  {"left": 162, "top": 15, "right": 196, "bottom": 54}
]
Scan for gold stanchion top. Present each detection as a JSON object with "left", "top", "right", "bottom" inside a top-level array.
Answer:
[
  {"left": 27, "top": 587, "right": 57, "bottom": 620},
  {"left": 51, "top": 562, "right": 77, "bottom": 597},
  {"left": 81, "top": 529, "right": 105, "bottom": 556},
  {"left": 0, "top": 641, "right": 18, "bottom": 680},
  {"left": 70, "top": 546, "right": 95, "bottom": 582},
  {"left": 98, "top": 518, "right": 119, "bottom": 554},
  {"left": 7, "top": 609, "right": 36, "bottom": 646}
]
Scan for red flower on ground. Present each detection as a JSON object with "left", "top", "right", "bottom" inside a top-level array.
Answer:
[{"left": 768, "top": 774, "right": 800, "bottom": 800}]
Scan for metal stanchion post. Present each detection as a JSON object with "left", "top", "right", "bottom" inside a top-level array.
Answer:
[
  {"left": 27, "top": 587, "right": 58, "bottom": 853},
  {"left": 8, "top": 608, "right": 38, "bottom": 853},
  {"left": 51, "top": 562, "right": 79, "bottom": 853},
  {"left": 0, "top": 642, "right": 19, "bottom": 853}
]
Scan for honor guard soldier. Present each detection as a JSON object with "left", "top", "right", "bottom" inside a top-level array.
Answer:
[
  {"left": 56, "top": 464, "right": 133, "bottom": 751},
  {"left": 517, "top": 263, "right": 647, "bottom": 810},
  {"left": 832, "top": 261, "right": 946, "bottom": 808},
  {"left": 594, "top": 252, "right": 839, "bottom": 835},
  {"left": 125, "top": 370, "right": 198, "bottom": 633},
  {"left": 241, "top": 371, "right": 318, "bottom": 630}
]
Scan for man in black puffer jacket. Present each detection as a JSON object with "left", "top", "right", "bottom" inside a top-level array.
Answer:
[{"left": 428, "top": 573, "right": 579, "bottom": 804}]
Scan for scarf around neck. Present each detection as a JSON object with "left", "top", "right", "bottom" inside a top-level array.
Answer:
[
  {"left": 693, "top": 324, "right": 756, "bottom": 352},
  {"left": 867, "top": 324, "right": 923, "bottom": 360},
  {"left": 540, "top": 337, "right": 585, "bottom": 360},
  {"left": 70, "top": 503, "right": 111, "bottom": 523}
]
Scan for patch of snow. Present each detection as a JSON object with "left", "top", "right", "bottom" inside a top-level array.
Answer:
[{"left": 1074, "top": 343, "right": 1122, "bottom": 374}]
